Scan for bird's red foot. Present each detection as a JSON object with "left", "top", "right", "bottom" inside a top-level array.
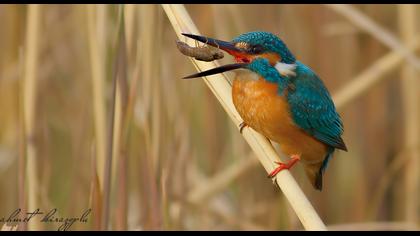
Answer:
[
  {"left": 267, "top": 155, "right": 301, "bottom": 178},
  {"left": 239, "top": 122, "right": 248, "bottom": 134}
]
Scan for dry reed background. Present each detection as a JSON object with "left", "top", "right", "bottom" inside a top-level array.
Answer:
[{"left": 0, "top": 4, "right": 419, "bottom": 231}]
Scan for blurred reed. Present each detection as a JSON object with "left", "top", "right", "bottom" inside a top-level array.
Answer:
[
  {"left": 17, "top": 47, "right": 27, "bottom": 232},
  {"left": 333, "top": 36, "right": 420, "bottom": 110},
  {"left": 187, "top": 153, "right": 259, "bottom": 204},
  {"left": 0, "top": 4, "right": 418, "bottom": 231},
  {"left": 135, "top": 4, "right": 164, "bottom": 230},
  {"left": 111, "top": 4, "right": 136, "bottom": 231},
  {"left": 22, "top": 4, "right": 41, "bottom": 231},
  {"left": 397, "top": 4, "right": 418, "bottom": 224},
  {"left": 86, "top": 4, "right": 107, "bottom": 229},
  {"left": 325, "top": 4, "right": 420, "bottom": 71},
  {"left": 101, "top": 5, "right": 123, "bottom": 230}
]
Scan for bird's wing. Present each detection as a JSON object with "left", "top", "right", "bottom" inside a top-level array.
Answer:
[{"left": 286, "top": 64, "right": 347, "bottom": 151}]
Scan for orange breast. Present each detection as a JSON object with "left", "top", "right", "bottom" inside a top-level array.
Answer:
[{"left": 232, "top": 72, "right": 328, "bottom": 165}]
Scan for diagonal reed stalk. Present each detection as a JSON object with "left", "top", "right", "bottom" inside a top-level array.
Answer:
[
  {"left": 187, "top": 153, "right": 259, "bottom": 204},
  {"left": 334, "top": 35, "right": 420, "bottom": 110},
  {"left": 161, "top": 4, "right": 326, "bottom": 231},
  {"left": 324, "top": 4, "right": 420, "bottom": 72},
  {"left": 23, "top": 4, "right": 41, "bottom": 231}
]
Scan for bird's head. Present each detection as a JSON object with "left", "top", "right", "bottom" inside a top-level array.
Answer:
[{"left": 182, "top": 31, "right": 296, "bottom": 79}]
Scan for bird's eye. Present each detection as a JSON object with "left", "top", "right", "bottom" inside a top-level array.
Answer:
[{"left": 249, "top": 45, "right": 263, "bottom": 54}]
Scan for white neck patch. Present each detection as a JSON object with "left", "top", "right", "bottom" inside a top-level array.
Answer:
[{"left": 275, "top": 62, "right": 297, "bottom": 78}]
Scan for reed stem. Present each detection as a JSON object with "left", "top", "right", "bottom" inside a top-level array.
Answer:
[
  {"left": 86, "top": 3, "right": 107, "bottom": 203},
  {"left": 23, "top": 4, "right": 41, "bottom": 231},
  {"left": 397, "top": 4, "right": 418, "bottom": 224}
]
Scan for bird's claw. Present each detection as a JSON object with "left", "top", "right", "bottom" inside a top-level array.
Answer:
[
  {"left": 267, "top": 155, "right": 301, "bottom": 179},
  {"left": 239, "top": 122, "right": 248, "bottom": 134}
]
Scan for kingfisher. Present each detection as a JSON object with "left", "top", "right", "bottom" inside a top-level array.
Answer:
[{"left": 181, "top": 31, "right": 347, "bottom": 190}]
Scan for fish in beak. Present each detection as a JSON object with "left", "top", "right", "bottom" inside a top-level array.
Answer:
[{"left": 181, "top": 33, "right": 250, "bottom": 79}]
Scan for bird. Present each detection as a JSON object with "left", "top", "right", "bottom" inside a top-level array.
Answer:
[{"left": 181, "top": 31, "right": 347, "bottom": 191}]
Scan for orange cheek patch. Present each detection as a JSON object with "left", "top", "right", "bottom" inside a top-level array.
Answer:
[{"left": 256, "top": 53, "right": 281, "bottom": 65}]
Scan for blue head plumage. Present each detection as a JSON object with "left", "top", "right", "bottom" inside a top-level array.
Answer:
[{"left": 232, "top": 31, "right": 296, "bottom": 64}]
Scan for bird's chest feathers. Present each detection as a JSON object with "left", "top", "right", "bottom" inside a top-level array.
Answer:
[{"left": 232, "top": 73, "right": 295, "bottom": 139}]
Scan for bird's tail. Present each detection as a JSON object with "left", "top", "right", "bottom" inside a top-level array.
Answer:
[
  {"left": 304, "top": 150, "right": 334, "bottom": 191},
  {"left": 303, "top": 162, "right": 324, "bottom": 191}
]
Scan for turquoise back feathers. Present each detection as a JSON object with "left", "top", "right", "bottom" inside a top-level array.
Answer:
[
  {"left": 289, "top": 62, "right": 347, "bottom": 151},
  {"left": 246, "top": 58, "right": 347, "bottom": 152}
]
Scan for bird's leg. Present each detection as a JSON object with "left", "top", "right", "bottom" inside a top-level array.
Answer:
[
  {"left": 239, "top": 122, "right": 248, "bottom": 134},
  {"left": 267, "top": 154, "right": 301, "bottom": 178}
]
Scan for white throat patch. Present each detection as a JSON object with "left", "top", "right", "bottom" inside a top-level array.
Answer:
[{"left": 275, "top": 62, "right": 297, "bottom": 78}]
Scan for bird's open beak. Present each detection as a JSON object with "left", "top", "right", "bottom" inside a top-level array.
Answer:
[{"left": 181, "top": 33, "right": 249, "bottom": 79}]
